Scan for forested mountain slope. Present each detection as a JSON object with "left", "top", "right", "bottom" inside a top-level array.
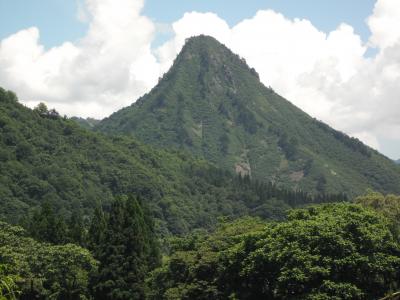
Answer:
[
  {"left": 0, "top": 87, "right": 341, "bottom": 235},
  {"left": 97, "top": 35, "right": 400, "bottom": 196},
  {"left": 70, "top": 117, "right": 100, "bottom": 130}
]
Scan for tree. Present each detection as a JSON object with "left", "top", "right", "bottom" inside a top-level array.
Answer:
[
  {"left": 241, "top": 204, "right": 400, "bottom": 299},
  {"left": 47, "top": 108, "right": 60, "bottom": 119},
  {"left": 27, "top": 201, "right": 68, "bottom": 244},
  {"left": 148, "top": 204, "right": 400, "bottom": 300},
  {"left": 355, "top": 190, "right": 400, "bottom": 240},
  {"left": 0, "top": 264, "right": 20, "bottom": 300},
  {"left": 0, "top": 221, "right": 97, "bottom": 299},
  {"left": 33, "top": 102, "right": 48, "bottom": 116},
  {"left": 278, "top": 133, "right": 298, "bottom": 160},
  {"left": 87, "top": 205, "right": 107, "bottom": 255},
  {"left": 92, "top": 195, "right": 160, "bottom": 300},
  {"left": 316, "top": 173, "right": 327, "bottom": 193},
  {"left": 35, "top": 244, "right": 98, "bottom": 299},
  {"left": 67, "top": 209, "right": 86, "bottom": 247}
]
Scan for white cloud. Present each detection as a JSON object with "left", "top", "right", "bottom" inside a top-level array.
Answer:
[
  {"left": 368, "top": 0, "right": 400, "bottom": 49},
  {"left": 0, "top": 0, "right": 160, "bottom": 118},
  {"left": 0, "top": 0, "right": 399, "bottom": 158}
]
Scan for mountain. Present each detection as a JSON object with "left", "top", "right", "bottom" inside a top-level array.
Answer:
[
  {"left": 96, "top": 35, "right": 400, "bottom": 196},
  {"left": 2, "top": 87, "right": 343, "bottom": 235},
  {"left": 396, "top": 159, "right": 400, "bottom": 165},
  {"left": 71, "top": 117, "right": 100, "bottom": 130}
]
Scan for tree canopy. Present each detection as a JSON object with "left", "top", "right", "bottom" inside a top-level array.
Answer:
[
  {"left": 0, "top": 221, "right": 97, "bottom": 299},
  {"left": 148, "top": 203, "right": 400, "bottom": 300}
]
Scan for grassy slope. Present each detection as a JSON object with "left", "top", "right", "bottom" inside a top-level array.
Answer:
[{"left": 97, "top": 35, "right": 400, "bottom": 196}]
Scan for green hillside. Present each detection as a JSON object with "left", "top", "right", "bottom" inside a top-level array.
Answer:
[
  {"left": 96, "top": 35, "right": 400, "bottom": 196},
  {"left": 1, "top": 87, "right": 343, "bottom": 236},
  {"left": 70, "top": 117, "right": 100, "bottom": 130}
]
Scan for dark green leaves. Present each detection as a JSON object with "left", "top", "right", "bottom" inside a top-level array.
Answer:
[
  {"left": 92, "top": 196, "right": 160, "bottom": 300},
  {"left": 149, "top": 204, "right": 400, "bottom": 300},
  {"left": 0, "top": 222, "right": 97, "bottom": 299}
]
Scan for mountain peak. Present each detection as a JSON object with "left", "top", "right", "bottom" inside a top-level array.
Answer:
[
  {"left": 172, "top": 35, "right": 260, "bottom": 82},
  {"left": 182, "top": 35, "right": 227, "bottom": 54},
  {"left": 184, "top": 34, "right": 221, "bottom": 46},
  {"left": 96, "top": 37, "right": 400, "bottom": 196}
]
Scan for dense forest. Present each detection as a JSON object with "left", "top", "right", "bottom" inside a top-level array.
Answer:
[
  {"left": 148, "top": 198, "right": 400, "bottom": 299},
  {"left": 0, "top": 87, "right": 345, "bottom": 236},
  {"left": 2, "top": 191, "right": 400, "bottom": 299},
  {"left": 2, "top": 35, "right": 400, "bottom": 299}
]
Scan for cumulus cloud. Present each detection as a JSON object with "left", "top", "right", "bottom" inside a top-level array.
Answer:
[
  {"left": 368, "top": 0, "right": 400, "bottom": 49},
  {"left": 0, "top": 0, "right": 399, "bottom": 158},
  {"left": 0, "top": 0, "right": 160, "bottom": 118},
  {"left": 155, "top": 11, "right": 366, "bottom": 115}
]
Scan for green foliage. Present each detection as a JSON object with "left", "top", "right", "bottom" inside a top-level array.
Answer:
[
  {"left": 71, "top": 117, "right": 100, "bottom": 130},
  {"left": 314, "top": 119, "right": 371, "bottom": 157},
  {"left": 1, "top": 86, "right": 344, "bottom": 236},
  {"left": 87, "top": 205, "right": 107, "bottom": 254},
  {"left": 25, "top": 201, "right": 69, "bottom": 244},
  {"left": 92, "top": 195, "right": 161, "bottom": 299},
  {"left": 0, "top": 264, "right": 20, "bottom": 300},
  {"left": 67, "top": 208, "right": 87, "bottom": 247},
  {"left": 0, "top": 87, "right": 303, "bottom": 236},
  {"left": 355, "top": 190, "right": 400, "bottom": 240},
  {"left": 96, "top": 35, "right": 400, "bottom": 196},
  {"left": 278, "top": 132, "right": 298, "bottom": 160},
  {"left": 0, "top": 222, "right": 97, "bottom": 299},
  {"left": 148, "top": 204, "right": 400, "bottom": 299},
  {"left": 33, "top": 102, "right": 48, "bottom": 116}
]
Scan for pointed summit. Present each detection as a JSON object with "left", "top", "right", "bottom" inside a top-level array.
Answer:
[
  {"left": 97, "top": 36, "right": 400, "bottom": 195},
  {"left": 174, "top": 35, "right": 260, "bottom": 78},
  {"left": 165, "top": 35, "right": 260, "bottom": 93}
]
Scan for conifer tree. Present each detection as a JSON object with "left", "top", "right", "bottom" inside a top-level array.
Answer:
[
  {"left": 68, "top": 208, "right": 86, "bottom": 246},
  {"left": 92, "top": 195, "right": 160, "bottom": 299},
  {"left": 28, "top": 201, "right": 68, "bottom": 244},
  {"left": 87, "top": 204, "right": 107, "bottom": 255}
]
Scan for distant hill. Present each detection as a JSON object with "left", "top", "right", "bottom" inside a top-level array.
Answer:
[
  {"left": 71, "top": 117, "right": 100, "bottom": 130},
  {"left": 96, "top": 35, "right": 400, "bottom": 196},
  {"left": 2, "top": 87, "right": 343, "bottom": 235}
]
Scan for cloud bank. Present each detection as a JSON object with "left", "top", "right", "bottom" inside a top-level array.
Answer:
[
  {"left": 0, "top": 0, "right": 160, "bottom": 117},
  {"left": 0, "top": 0, "right": 399, "bottom": 157}
]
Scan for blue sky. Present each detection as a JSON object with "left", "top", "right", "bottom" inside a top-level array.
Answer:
[
  {"left": 0, "top": 0, "right": 86, "bottom": 48},
  {"left": 1, "top": 0, "right": 376, "bottom": 49},
  {"left": 144, "top": 0, "right": 376, "bottom": 42},
  {"left": 0, "top": 0, "right": 399, "bottom": 159}
]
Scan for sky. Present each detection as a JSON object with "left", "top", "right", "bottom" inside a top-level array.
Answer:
[{"left": 0, "top": 0, "right": 399, "bottom": 159}]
